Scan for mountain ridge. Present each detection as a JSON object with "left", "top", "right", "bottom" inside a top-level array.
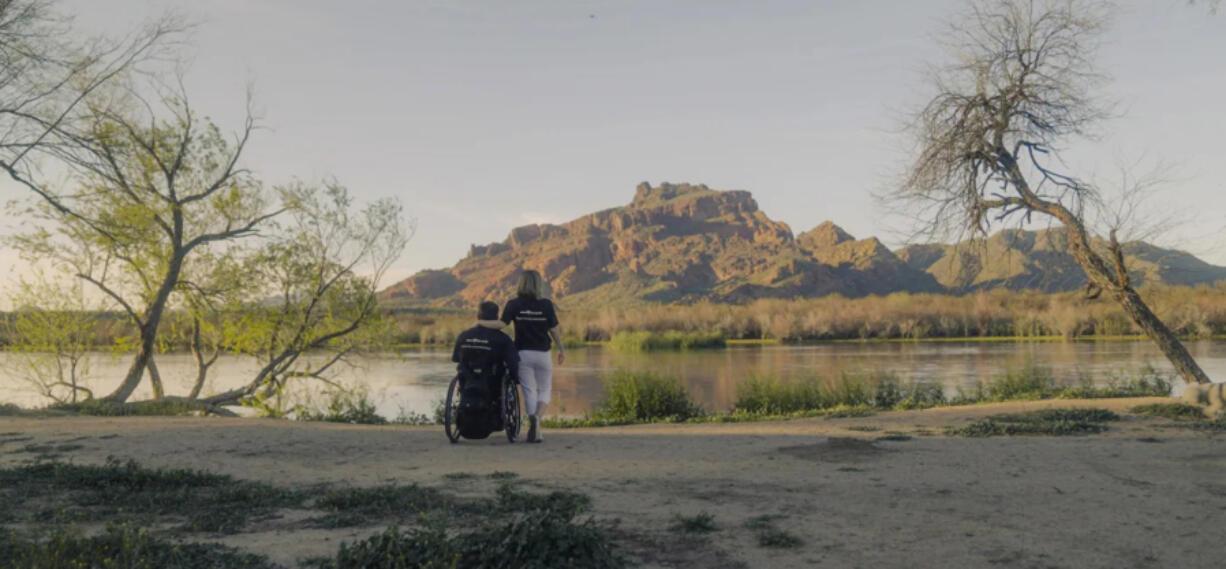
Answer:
[{"left": 382, "top": 182, "right": 1226, "bottom": 308}]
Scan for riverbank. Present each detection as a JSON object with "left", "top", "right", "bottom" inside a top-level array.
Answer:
[{"left": 3, "top": 397, "right": 1224, "bottom": 568}]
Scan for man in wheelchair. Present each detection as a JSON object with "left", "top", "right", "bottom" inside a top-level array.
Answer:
[{"left": 450, "top": 301, "right": 520, "bottom": 440}]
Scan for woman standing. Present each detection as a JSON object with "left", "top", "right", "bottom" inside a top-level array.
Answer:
[{"left": 501, "top": 269, "right": 564, "bottom": 443}]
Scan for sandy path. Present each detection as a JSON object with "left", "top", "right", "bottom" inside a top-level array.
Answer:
[{"left": 3, "top": 397, "right": 1225, "bottom": 569}]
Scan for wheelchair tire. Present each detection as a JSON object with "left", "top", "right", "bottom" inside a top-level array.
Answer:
[
  {"left": 503, "top": 377, "right": 522, "bottom": 443},
  {"left": 444, "top": 375, "right": 462, "bottom": 444}
]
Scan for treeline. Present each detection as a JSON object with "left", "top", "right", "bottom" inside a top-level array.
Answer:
[{"left": 395, "top": 284, "right": 1226, "bottom": 345}]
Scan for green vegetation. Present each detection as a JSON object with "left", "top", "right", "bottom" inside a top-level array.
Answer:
[
  {"left": 1129, "top": 402, "right": 1206, "bottom": 421},
  {"left": 0, "top": 403, "right": 21, "bottom": 416},
  {"left": 312, "top": 484, "right": 450, "bottom": 528},
  {"left": 670, "top": 512, "right": 719, "bottom": 534},
  {"left": 0, "top": 525, "right": 279, "bottom": 569},
  {"left": 952, "top": 363, "right": 1173, "bottom": 403},
  {"left": 312, "top": 485, "right": 623, "bottom": 569},
  {"left": 544, "top": 364, "right": 1173, "bottom": 429},
  {"left": 742, "top": 515, "right": 803, "bottom": 548},
  {"left": 1162, "top": 418, "right": 1226, "bottom": 432},
  {"left": 298, "top": 387, "right": 389, "bottom": 425},
  {"left": 756, "top": 527, "right": 805, "bottom": 548},
  {"left": 494, "top": 484, "right": 591, "bottom": 518},
  {"left": 607, "top": 330, "right": 726, "bottom": 352},
  {"left": 589, "top": 369, "right": 703, "bottom": 423},
  {"left": 48, "top": 399, "right": 199, "bottom": 417},
  {"left": 0, "top": 459, "right": 301, "bottom": 534},
  {"left": 733, "top": 373, "right": 945, "bottom": 415},
  {"left": 0, "top": 459, "right": 627, "bottom": 569},
  {"left": 949, "top": 408, "right": 1120, "bottom": 437}
]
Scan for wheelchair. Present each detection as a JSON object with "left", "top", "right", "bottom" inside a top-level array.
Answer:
[{"left": 444, "top": 366, "right": 522, "bottom": 444}]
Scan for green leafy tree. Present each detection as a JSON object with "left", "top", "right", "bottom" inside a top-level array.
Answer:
[
  {"left": 2, "top": 271, "right": 107, "bottom": 403},
  {"left": 8, "top": 79, "right": 277, "bottom": 403},
  {"left": 190, "top": 181, "right": 409, "bottom": 410}
]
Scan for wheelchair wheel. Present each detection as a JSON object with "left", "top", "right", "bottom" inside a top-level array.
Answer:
[
  {"left": 444, "top": 375, "right": 461, "bottom": 444},
  {"left": 503, "top": 377, "right": 522, "bottom": 443}
]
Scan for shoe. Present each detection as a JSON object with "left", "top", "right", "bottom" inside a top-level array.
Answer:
[{"left": 527, "top": 415, "right": 541, "bottom": 443}]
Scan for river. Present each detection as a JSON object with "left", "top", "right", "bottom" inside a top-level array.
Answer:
[{"left": 2, "top": 339, "right": 1224, "bottom": 417}]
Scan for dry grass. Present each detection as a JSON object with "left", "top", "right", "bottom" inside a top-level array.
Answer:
[{"left": 394, "top": 284, "right": 1226, "bottom": 344}]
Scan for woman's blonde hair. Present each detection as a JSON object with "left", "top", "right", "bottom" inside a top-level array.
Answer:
[{"left": 516, "top": 269, "right": 545, "bottom": 299}]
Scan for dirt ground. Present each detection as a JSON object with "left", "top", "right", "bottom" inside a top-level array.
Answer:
[{"left": 3, "top": 396, "right": 1225, "bottom": 569}]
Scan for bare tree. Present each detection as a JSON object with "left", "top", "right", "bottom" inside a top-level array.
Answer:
[{"left": 895, "top": 0, "right": 1211, "bottom": 384}]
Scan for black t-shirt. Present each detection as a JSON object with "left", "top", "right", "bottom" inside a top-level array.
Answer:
[
  {"left": 500, "top": 295, "right": 559, "bottom": 352},
  {"left": 452, "top": 325, "right": 519, "bottom": 379}
]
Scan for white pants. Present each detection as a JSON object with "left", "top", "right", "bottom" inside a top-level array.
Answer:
[{"left": 517, "top": 349, "right": 552, "bottom": 416}]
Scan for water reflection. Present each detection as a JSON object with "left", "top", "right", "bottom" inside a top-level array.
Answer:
[{"left": 2, "top": 340, "right": 1222, "bottom": 418}]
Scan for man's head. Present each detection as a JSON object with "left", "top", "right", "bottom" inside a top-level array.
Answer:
[{"left": 477, "top": 301, "right": 499, "bottom": 321}]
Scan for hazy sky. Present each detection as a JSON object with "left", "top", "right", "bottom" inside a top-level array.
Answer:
[{"left": 3, "top": 0, "right": 1224, "bottom": 285}]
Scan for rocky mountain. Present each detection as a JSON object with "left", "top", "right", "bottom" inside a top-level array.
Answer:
[
  {"left": 897, "top": 229, "right": 1226, "bottom": 293},
  {"left": 381, "top": 183, "right": 1226, "bottom": 308}
]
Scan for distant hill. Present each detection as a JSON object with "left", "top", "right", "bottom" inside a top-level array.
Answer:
[
  {"left": 382, "top": 182, "right": 1226, "bottom": 308},
  {"left": 897, "top": 229, "right": 1226, "bottom": 293}
]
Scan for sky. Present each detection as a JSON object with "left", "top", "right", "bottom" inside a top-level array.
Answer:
[{"left": 3, "top": 0, "right": 1224, "bottom": 286}]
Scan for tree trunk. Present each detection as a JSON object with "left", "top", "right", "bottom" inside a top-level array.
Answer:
[
  {"left": 1113, "top": 286, "right": 1212, "bottom": 385},
  {"left": 1002, "top": 154, "right": 1213, "bottom": 386},
  {"left": 148, "top": 357, "right": 165, "bottom": 400},
  {"left": 103, "top": 250, "right": 185, "bottom": 402}
]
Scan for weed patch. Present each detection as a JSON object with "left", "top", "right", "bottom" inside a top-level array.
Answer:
[
  {"left": 298, "top": 388, "right": 387, "bottom": 425},
  {"left": 1161, "top": 418, "right": 1226, "bottom": 432},
  {"left": 49, "top": 399, "right": 199, "bottom": 417},
  {"left": 0, "top": 459, "right": 301, "bottom": 533},
  {"left": 756, "top": 527, "right": 804, "bottom": 548},
  {"left": 0, "top": 525, "right": 278, "bottom": 569},
  {"left": 1129, "top": 403, "right": 1205, "bottom": 421},
  {"left": 312, "top": 493, "right": 623, "bottom": 569},
  {"left": 949, "top": 408, "right": 1118, "bottom": 437},
  {"left": 953, "top": 364, "right": 1173, "bottom": 404},
  {"left": 495, "top": 484, "right": 592, "bottom": 518},
  {"left": 311, "top": 484, "right": 449, "bottom": 528},
  {"left": 669, "top": 512, "right": 718, "bottom": 534}
]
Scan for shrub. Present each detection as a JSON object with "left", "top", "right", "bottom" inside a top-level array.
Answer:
[
  {"left": 298, "top": 387, "right": 387, "bottom": 425},
  {"left": 593, "top": 370, "right": 703, "bottom": 422},
  {"left": 984, "top": 363, "right": 1058, "bottom": 401},
  {"left": 0, "top": 403, "right": 22, "bottom": 416},
  {"left": 734, "top": 376, "right": 826, "bottom": 415},
  {"left": 733, "top": 373, "right": 944, "bottom": 415},
  {"left": 316, "top": 524, "right": 460, "bottom": 569},
  {"left": 607, "top": 330, "right": 725, "bottom": 352}
]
